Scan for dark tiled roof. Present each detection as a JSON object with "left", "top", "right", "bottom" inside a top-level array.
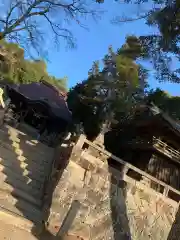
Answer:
[
  {"left": 8, "top": 82, "right": 71, "bottom": 122},
  {"left": 125, "top": 102, "right": 180, "bottom": 136},
  {"left": 147, "top": 102, "right": 180, "bottom": 135}
]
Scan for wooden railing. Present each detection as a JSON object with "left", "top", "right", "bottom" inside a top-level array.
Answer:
[
  {"left": 122, "top": 137, "right": 180, "bottom": 163},
  {"left": 153, "top": 138, "right": 180, "bottom": 162},
  {"left": 76, "top": 135, "right": 180, "bottom": 202}
]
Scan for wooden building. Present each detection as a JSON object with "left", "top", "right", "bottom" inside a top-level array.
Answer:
[
  {"left": 3, "top": 81, "right": 72, "bottom": 147},
  {"left": 104, "top": 102, "right": 180, "bottom": 193}
]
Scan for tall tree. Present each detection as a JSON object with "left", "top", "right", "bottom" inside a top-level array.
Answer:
[
  {"left": 98, "top": 0, "right": 180, "bottom": 83},
  {"left": 0, "top": 0, "right": 100, "bottom": 56},
  {"left": 67, "top": 36, "right": 148, "bottom": 139}
]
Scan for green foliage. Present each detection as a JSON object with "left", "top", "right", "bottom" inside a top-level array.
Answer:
[
  {"left": 146, "top": 1, "right": 179, "bottom": 51},
  {"left": 100, "top": 0, "right": 179, "bottom": 82},
  {"left": 147, "top": 88, "right": 180, "bottom": 120},
  {"left": 0, "top": 40, "right": 67, "bottom": 91},
  {"left": 134, "top": 0, "right": 179, "bottom": 82},
  {"left": 67, "top": 36, "right": 148, "bottom": 139},
  {"left": 67, "top": 80, "right": 103, "bottom": 139},
  {"left": 117, "top": 35, "right": 143, "bottom": 60}
]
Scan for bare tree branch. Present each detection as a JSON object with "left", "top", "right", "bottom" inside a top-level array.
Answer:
[
  {"left": 0, "top": 0, "right": 101, "bottom": 56},
  {"left": 10, "top": 26, "right": 27, "bottom": 33},
  {"left": 112, "top": 12, "right": 150, "bottom": 24},
  {"left": 5, "top": 1, "right": 21, "bottom": 27},
  {"left": 0, "top": 19, "right": 6, "bottom": 24}
]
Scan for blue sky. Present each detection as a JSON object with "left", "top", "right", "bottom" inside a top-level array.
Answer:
[{"left": 47, "top": 1, "right": 179, "bottom": 96}]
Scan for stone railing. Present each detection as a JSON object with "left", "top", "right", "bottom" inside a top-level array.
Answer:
[
  {"left": 76, "top": 135, "right": 180, "bottom": 202},
  {"left": 47, "top": 134, "right": 180, "bottom": 239}
]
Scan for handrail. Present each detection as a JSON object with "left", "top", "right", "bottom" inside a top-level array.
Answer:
[
  {"left": 153, "top": 138, "right": 180, "bottom": 159},
  {"left": 83, "top": 137, "right": 180, "bottom": 198},
  {"left": 123, "top": 137, "right": 180, "bottom": 160}
]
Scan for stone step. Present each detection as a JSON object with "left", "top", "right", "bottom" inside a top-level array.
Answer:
[
  {"left": 0, "top": 125, "right": 54, "bottom": 162},
  {"left": 0, "top": 143, "right": 52, "bottom": 168},
  {"left": 0, "top": 190, "right": 43, "bottom": 225},
  {"left": 17, "top": 122, "right": 52, "bottom": 150},
  {"left": 0, "top": 139, "right": 52, "bottom": 168},
  {"left": 5, "top": 124, "right": 54, "bottom": 153},
  {"left": 0, "top": 207, "right": 36, "bottom": 233},
  {"left": 0, "top": 180, "right": 42, "bottom": 207},
  {"left": 0, "top": 133, "right": 52, "bottom": 164},
  {"left": 0, "top": 156, "right": 47, "bottom": 184},
  {"left": 0, "top": 163, "right": 42, "bottom": 189},
  {"left": 0, "top": 168, "right": 43, "bottom": 199},
  {"left": 0, "top": 147, "right": 49, "bottom": 177}
]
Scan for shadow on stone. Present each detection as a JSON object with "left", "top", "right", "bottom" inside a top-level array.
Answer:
[
  {"left": 104, "top": 131, "right": 131, "bottom": 239},
  {"left": 168, "top": 206, "right": 180, "bottom": 240},
  {"left": 33, "top": 137, "right": 74, "bottom": 239},
  {"left": 107, "top": 165, "right": 131, "bottom": 240}
]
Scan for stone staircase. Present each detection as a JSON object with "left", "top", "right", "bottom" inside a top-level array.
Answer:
[{"left": 0, "top": 124, "right": 55, "bottom": 232}]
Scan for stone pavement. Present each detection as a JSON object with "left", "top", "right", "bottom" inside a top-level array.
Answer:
[
  {"left": 0, "top": 221, "right": 84, "bottom": 240},
  {"left": 0, "top": 220, "right": 37, "bottom": 240}
]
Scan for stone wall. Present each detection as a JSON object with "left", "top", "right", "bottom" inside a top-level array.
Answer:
[{"left": 47, "top": 137, "right": 179, "bottom": 240}]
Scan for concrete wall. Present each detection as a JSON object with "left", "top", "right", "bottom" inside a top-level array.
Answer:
[{"left": 47, "top": 137, "right": 179, "bottom": 240}]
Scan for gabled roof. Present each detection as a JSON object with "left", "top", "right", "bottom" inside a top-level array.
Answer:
[
  {"left": 121, "top": 101, "right": 180, "bottom": 136},
  {"left": 7, "top": 81, "right": 71, "bottom": 122},
  {"left": 146, "top": 102, "right": 180, "bottom": 136}
]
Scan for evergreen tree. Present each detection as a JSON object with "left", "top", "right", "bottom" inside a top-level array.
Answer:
[
  {"left": 67, "top": 36, "right": 148, "bottom": 139},
  {"left": 98, "top": 0, "right": 180, "bottom": 82}
]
